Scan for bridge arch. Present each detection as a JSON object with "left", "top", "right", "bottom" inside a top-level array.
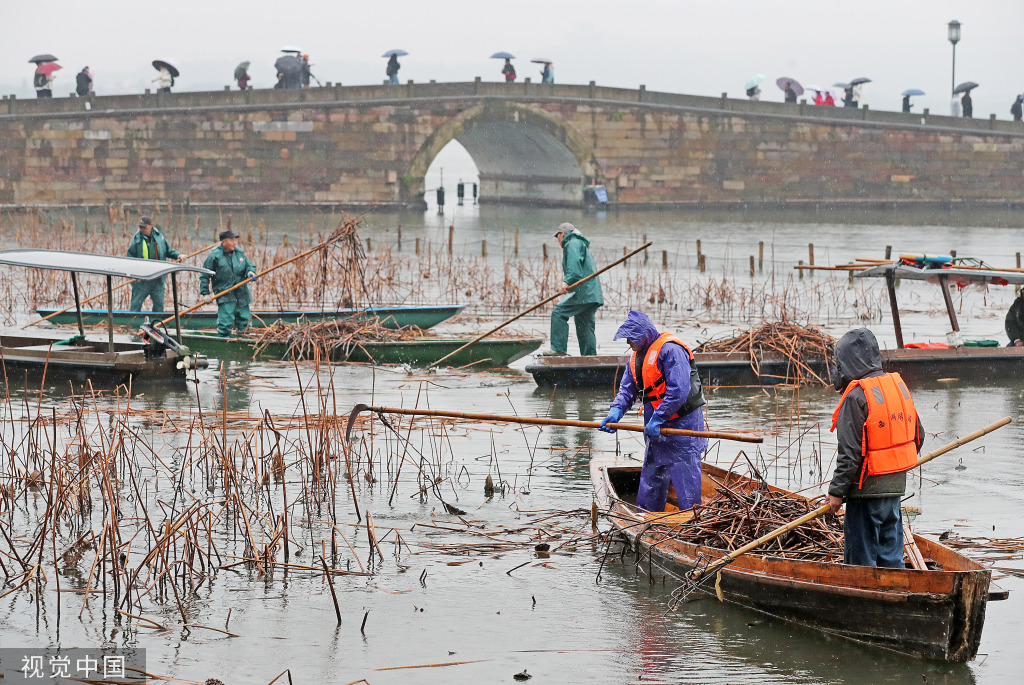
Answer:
[{"left": 403, "top": 102, "right": 600, "bottom": 207}]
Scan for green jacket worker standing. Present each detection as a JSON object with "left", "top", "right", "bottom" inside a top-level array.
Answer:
[
  {"left": 547, "top": 223, "right": 603, "bottom": 355},
  {"left": 825, "top": 328, "right": 924, "bottom": 567},
  {"left": 126, "top": 216, "right": 181, "bottom": 312},
  {"left": 200, "top": 230, "right": 258, "bottom": 337}
]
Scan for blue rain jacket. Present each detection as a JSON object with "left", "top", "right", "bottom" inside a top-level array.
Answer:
[{"left": 609, "top": 311, "right": 707, "bottom": 509}]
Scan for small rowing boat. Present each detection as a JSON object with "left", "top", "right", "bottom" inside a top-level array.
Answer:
[
  {"left": 591, "top": 454, "right": 1006, "bottom": 661},
  {"left": 173, "top": 330, "right": 543, "bottom": 368},
  {"left": 35, "top": 304, "right": 466, "bottom": 331}
]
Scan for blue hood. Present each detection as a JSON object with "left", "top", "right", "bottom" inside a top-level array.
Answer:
[{"left": 613, "top": 310, "right": 660, "bottom": 347}]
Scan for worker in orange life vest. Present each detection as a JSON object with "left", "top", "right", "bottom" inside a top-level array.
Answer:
[
  {"left": 598, "top": 311, "right": 707, "bottom": 512},
  {"left": 826, "top": 328, "right": 924, "bottom": 567}
]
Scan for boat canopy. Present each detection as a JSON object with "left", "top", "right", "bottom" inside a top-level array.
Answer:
[
  {"left": 855, "top": 263, "right": 1024, "bottom": 286},
  {"left": 0, "top": 249, "right": 213, "bottom": 280}
]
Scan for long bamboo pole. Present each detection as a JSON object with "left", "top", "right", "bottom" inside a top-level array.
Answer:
[
  {"left": 347, "top": 404, "right": 762, "bottom": 444},
  {"left": 426, "top": 241, "right": 653, "bottom": 369},
  {"left": 157, "top": 226, "right": 352, "bottom": 328},
  {"left": 688, "top": 416, "right": 1012, "bottom": 581},
  {"left": 24, "top": 241, "right": 220, "bottom": 329}
]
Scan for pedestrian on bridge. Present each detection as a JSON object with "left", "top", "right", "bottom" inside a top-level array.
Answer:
[
  {"left": 200, "top": 230, "right": 258, "bottom": 337},
  {"left": 784, "top": 81, "right": 797, "bottom": 104},
  {"left": 127, "top": 216, "right": 182, "bottom": 313},
  {"left": 1012, "top": 95, "right": 1023, "bottom": 122},
  {"left": 457, "top": 180, "right": 465, "bottom": 205},
  {"left": 75, "top": 67, "right": 92, "bottom": 97},
  {"left": 387, "top": 54, "right": 401, "bottom": 85},
  {"left": 542, "top": 223, "right": 603, "bottom": 356},
  {"left": 502, "top": 58, "right": 516, "bottom": 83},
  {"left": 961, "top": 90, "right": 973, "bottom": 118}
]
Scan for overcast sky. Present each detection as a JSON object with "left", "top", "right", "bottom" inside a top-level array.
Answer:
[{"left": 1, "top": 1, "right": 1021, "bottom": 117}]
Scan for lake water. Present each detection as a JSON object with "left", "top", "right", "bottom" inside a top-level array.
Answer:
[{"left": 1, "top": 204, "right": 1022, "bottom": 684}]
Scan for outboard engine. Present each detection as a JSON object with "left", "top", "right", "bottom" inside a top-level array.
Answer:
[{"left": 139, "top": 322, "right": 210, "bottom": 370}]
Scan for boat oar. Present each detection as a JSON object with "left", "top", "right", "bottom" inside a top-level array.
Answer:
[
  {"left": 23, "top": 241, "right": 220, "bottom": 328},
  {"left": 426, "top": 241, "right": 653, "bottom": 369},
  {"left": 687, "top": 416, "right": 1012, "bottom": 584},
  {"left": 157, "top": 220, "right": 356, "bottom": 328},
  {"left": 344, "top": 403, "right": 763, "bottom": 444}
]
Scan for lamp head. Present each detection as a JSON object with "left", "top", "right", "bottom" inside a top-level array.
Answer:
[{"left": 947, "top": 20, "right": 961, "bottom": 45}]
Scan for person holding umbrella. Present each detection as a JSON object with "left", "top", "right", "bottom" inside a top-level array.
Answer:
[
  {"left": 235, "top": 62, "right": 251, "bottom": 90},
  {"left": 31, "top": 56, "right": 61, "bottom": 98},
  {"left": 952, "top": 83, "right": 979, "bottom": 119},
  {"left": 745, "top": 74, "right": 765, "bottom": 101},
  {"left": 776, "top": 77, "right": 802, "bottom": 104},
  {"left": 491, "top": 52, "right": 516, "bottom": 82},
  {"left": 386, "top": 53, "right": 401, "bottom": 85},
  {"left": 502, "top": 58, "right": 516, "bottom": 82},
  {"left": 152, "top": 60, "right": 177, "bottom": 93},
  {"left": 823, "top": 89, "right": 836, "bottom": 106},
  {"left": 901, "top": 89, "right": 924, "bottom": 114},
  {"left": 531, "top": 59, "right": 553, "bottom": 83}
]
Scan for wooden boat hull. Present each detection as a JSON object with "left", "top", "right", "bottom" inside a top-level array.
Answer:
[
  {"left": 591, "top": 455, "right": 994, "bottom": 662},
  {"left": 36, "top": 304, "right": 466, "bottom": 331},
  {"left": 174, "top": 331, "right": 543, "bottom": 368},
  {"left": 529, "top": 346, "right": 1024, "bottom": 388},
  {"left": 0, "top": 332, "right": 192, "bottom": 386}
]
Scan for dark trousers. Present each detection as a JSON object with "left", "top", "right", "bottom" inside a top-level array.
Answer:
[{"left": 843, "top": 496, "right": 904, "bottom": 568}]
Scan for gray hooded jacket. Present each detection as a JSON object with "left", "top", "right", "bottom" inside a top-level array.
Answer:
[{"left": 828, "top": 329, "right": 924, "bottom": 499}]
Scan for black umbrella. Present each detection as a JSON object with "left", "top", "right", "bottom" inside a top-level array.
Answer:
[
  {"left": 152, "top": 60, "right": 179, "bottom": 78},
  {"left": 953, "top": 81, "right": 979, "bottom": 94},
  {"left": 850, "top": 77, "right": 872, "bottom": 86},
  {"left": 234, "top": 61, "right": 251, "bottom": 80},
  {"left": 275, "top": 55, "right": 301, "bottom": 74},
  {"left": 29, "top": 54, "right": 58, "bottom": 64}
]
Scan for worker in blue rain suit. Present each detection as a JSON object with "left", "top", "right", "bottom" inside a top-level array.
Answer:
[
  {"left": 199, "top": 230, "right": 258, "bottom": 337},
  {"left": 599, "top": 311, "right": 708, "bottom": 512},
  {"left": 825, "top": 328, "right": 924, "bottom": 567}
]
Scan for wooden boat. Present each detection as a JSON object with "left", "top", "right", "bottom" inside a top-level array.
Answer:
[
  {"left": 591, "top": 454, "right": 1007, "bottom": 662},
  {"left": 35, "top": 304, "right": 466, "bottom": 330},
  {"left": 0, "top": 249, "right": 212, "bottom": 386},
  {"left": 528, "top": 345, "right": 1024, "bottom": 389},
  {"left": 174, "top": 330, "right": 543, "bottom": 368},
  {"left": 530, "top": 262, "right": 1024, "bottom": 388}
]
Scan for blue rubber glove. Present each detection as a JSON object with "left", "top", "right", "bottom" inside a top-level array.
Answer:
[
  {"left": 247, "top": 271, "right": 258, "bottom": 282},
  {"left": 644, "top": 415, "right": 665, "bottom": 441},
  {"left": 599, "top": 407, "right": 624, "bottom": 433}
]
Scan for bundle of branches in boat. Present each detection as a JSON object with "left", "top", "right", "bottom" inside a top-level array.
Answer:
[
  {"left": 252, "top": 318, "right": 423, "bottom": 360},
  {"left": 696, "top": 318, "right": 837, "bottom": 386},
  {"left": 663, "top": 482, "right": 844, "bottom": 562}
]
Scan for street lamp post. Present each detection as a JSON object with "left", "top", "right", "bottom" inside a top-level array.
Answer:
[{"left": 948, "top": 20, "right": 961, "bottom": 96}]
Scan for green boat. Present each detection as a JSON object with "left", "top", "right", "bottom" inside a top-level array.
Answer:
[
  {"left": 174, "top": 330, "right": 543, "bottom": 368},
  {"left": 36, "top": 304, "right": 466, "bottom": 330}
]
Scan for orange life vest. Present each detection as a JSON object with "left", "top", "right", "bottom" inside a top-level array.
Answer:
[
  {"left": 630, "top": 332, "right": 704, "bottom": 421},
  {"left": 830, "top": 372, "right": 918, "bottom": 487}
]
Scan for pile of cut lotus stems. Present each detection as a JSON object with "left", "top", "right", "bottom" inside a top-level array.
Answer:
[
  {"left": 661, "top": 479, "right": 844, "bottom": 562},
  {"left": 697, "top": 318, "right": 837, "bottom": 386},
  {"left": 251, "top": 319, "right": 423, "bottom": 360}
]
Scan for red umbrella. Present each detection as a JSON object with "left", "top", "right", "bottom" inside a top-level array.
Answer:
[{"left": 35, "top": 62, "right": 62, "bottom": 76}]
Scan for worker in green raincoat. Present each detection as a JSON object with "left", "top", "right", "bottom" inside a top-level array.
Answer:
[
  {"left": 126, "top": 216, "right": 182, "bottom": 312},
  {"left": 545, "top": 223, "right": 603, "bottom": 355},
  {"left": 199, "top": 230, "right": 258, "bottom": 337}
]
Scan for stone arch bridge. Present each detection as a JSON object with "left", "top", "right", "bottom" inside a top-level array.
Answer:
[{"left": 1, "top": 80, "right": 1022, "bottom": 208}]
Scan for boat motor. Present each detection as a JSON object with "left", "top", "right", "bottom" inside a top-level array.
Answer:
[{"left": 139, "top": 322, "right": 209, "bottom": 369}]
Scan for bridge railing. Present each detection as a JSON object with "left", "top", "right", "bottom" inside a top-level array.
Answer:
[{"left": 2, "top": 80, "right": 1021, "bottom": 137}]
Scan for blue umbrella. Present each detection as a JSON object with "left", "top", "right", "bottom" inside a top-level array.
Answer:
[
  {"left": 745, "top": 73, "right": 766, "bottom": 90},
  {"left": 382, "top": 49, "right": 408, "bottom": 58},
  {"left": 901, "top": 89, "right": 925, "bottom": 97},
  {"left": 490, "top": 52, "right": 515, "bottom": 60}
]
